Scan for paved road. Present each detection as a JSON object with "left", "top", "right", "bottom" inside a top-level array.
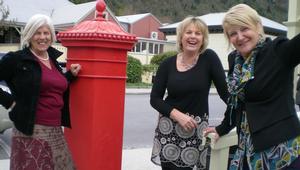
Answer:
[
  {"left": 0, "top": 93, "right": 227, "bottom": 152},
  {"left": 122, "top": 93, "right": 227, "bottom": 149},
  {"left": 1, "top": 92, "right": 299, "bottom": 170}
]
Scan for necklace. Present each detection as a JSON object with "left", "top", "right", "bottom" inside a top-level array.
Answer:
[
  {"left": 30, "top": 49, "right": 49, "bottom": 61},
  {"left": 179, "top": 53, "right": 199, "bottom": 70}
]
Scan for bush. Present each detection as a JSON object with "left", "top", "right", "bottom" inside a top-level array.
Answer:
[
  {"left": 127, "top": 55, "right": 142, "bottom": 83},
  {"left": 150, "top": 51, "right": 177, "bottom": 65},
  {"left": 142, "top": 64, "right": 158, "bottom": 73}
]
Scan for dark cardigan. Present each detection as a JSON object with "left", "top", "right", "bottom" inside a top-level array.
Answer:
[
  {"left": 0, "top": 47, "right": 76, "bottom": 135},
  {"left": 216, "top": 34, "right": 300, "bottom": 152}
]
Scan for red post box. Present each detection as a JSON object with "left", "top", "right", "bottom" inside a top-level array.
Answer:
[{"left": 57, "top": 0, "right": 137, "bottom": 169}]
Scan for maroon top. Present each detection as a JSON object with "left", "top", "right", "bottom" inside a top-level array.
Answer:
[{"left": 35, "top": 60, "right": 68, "bottom": 126}]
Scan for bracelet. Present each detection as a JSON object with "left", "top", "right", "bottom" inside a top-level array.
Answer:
[
  {"left": 7, "top": 107, "right": 13, "bottom": 112},
  {"left": 7, "top": 102, "right": 15, "bottom": 112}
]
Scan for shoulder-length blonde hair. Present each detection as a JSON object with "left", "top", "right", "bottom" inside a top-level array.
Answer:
[
  {"left": 176, "top": 16, "right": 209, "bottom": 54},
  {"left": 222, "top": 4, "right": 265, "bottom": 46},
  {"left": 21, "top": 14, "right": 56, "bottom": 48}
]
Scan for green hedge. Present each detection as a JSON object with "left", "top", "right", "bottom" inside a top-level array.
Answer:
[
  {"left": 127, "top": 55, "right": 142, "bottom": 83},
  {"left": 150, "top": 51, "right": 177, "bottom": 65},
  {"left": 126, "top": 51, "right": 177, "bottom": 84},
  {"left": 142, "top": 64, "right": 158, "bottom": 73}
]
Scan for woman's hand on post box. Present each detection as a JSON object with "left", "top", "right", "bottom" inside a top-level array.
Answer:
[{"left": 70, "top": 64, "right": 81, "bottom": 76}]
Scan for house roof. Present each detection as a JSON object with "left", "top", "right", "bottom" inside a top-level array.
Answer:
[
  {"left": 2, "top": 0, "right": 74, "bottom": 26},
  {"left": 116, "top": 13, "right": 162, "bottom": 25},
  {"left": 52, "top": 1, "right": 97, "bottom": 27},
  {"left": 160, "top": 13, "right": 287, "bottom": 35},
  {"left": 2, "top": 0, "right": 119, "bottom": 30},
  {"left": 116, "top": 13, "right": 151, "bottom": 24}
]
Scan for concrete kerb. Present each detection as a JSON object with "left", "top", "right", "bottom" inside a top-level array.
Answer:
[
  {"left": 125, "top": 88, "right": 152, "bottom": 94},
  {"left": 122, "top": 148, "right": 160, "bottom": 170},
  {"left": 125, "top": 88, "right": 217, "bottom": 94}
]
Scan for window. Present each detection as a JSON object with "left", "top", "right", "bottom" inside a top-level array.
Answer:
[
  {"left": 160, "top": 44, "right": 164, "bottom": 53},
  {"left": 141, "top": 42, "right": 147, "bottom": 52},
  {"left": 149, "top": 43, "right": 154, "bottom": 54},
  {"left": 132, "top": 41, "right": 164, "bottom": 54},
  {"left": 154, "top": 44, "right": 159, "bottom": 54},
  {"left": 135, "top": 42, "right": 141, "bottom": 52}
]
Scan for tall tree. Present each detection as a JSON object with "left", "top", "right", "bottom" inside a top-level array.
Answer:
[
  {"left": 69, "top": 0, "right": 288, "bottom": 23},
  {"left": 0, "top": 0, "right": 9, "bottom": 25}
]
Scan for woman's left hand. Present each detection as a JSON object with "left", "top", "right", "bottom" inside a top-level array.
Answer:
[
  {"left": 203, "top": 127, "right": 220, "bottom": 142},
  {"left": 70, "top": 64, "right": 81, "bottom": 76}
]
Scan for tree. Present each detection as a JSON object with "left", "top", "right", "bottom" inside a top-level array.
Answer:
[
  {"left": 69, "top": 0, "right": 94, "bottom": 4},
  {"left": 126, "top": 55, "right": 142, "bottom": 83},
  {"left": 0, "top": 0, "right": 9, "bottom": 40},
  {"left": 0, "top": 0, "right": 9, "bottom": 24}
]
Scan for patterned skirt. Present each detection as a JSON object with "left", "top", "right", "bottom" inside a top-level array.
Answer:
[
  {"left": 151, "top": 113, "right": 211, "bottom": 170},
  {"left": 10, "top": 125, "right": 75, "bottom": 170}
]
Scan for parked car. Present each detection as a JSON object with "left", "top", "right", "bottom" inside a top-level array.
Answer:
[
  {"left": 0, "top": 53, "right": 13, "bottom": 133},
  {"left": 0, "top": 52, "right": 6, "bottom": 60},
  {"left": 0, "top": 52, "right": 12, "bottom": 160},
  {"left": 0, "top": 83, "right": 13, "bottom": 133}
]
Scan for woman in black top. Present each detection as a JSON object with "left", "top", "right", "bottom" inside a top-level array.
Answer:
[
  {"left": 150, "top": 16, "right": 229, "bottom": 170},
  {"left": 204, "top": 4, "right": 300, "bottom": 169}
]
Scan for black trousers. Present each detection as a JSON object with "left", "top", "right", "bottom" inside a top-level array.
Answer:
[{"left": 161, "top": 162, "right": 193, "bottom": 170}]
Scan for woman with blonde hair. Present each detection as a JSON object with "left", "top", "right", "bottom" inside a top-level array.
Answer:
[
  {"left": 150, "top": 16, "right": 228, "bottom": 170},
  {"left": 204, "top": 4, "right": 300, "bottom": 169}
]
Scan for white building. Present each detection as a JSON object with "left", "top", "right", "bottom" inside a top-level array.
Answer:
[{"left": 159, "top": 13, "right": 287, "bottom": 71}]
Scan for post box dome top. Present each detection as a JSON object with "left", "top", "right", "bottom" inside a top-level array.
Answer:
[{"left": 57, "top": 0, "right": 136, "bottom": 42}]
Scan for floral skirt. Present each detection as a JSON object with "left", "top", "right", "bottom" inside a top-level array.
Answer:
[
  {"left": 10, "top": 125, "right": 75, "bottom": 170},
  {"left": 151, "top": 113, "right": 210, "bottom": 170}
]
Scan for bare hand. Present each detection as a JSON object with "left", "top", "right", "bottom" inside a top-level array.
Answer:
[
  {"left": 70, "top": 64, "right": 81, "bottom": 76},
  {"left": 203, "top": 127, "right": 220, "bottom": 141},
  {"left": 170, "top": 109, "right": 197, "bottom": 132}
]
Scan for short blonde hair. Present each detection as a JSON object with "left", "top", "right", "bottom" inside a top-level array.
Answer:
[
  {"left": 21, "top": 14, "right": 56, "bottom": 48},
  {"left": 176, "top": 16, "right": 209, "bottom": 54},
  {"left": 223, "top": 4, "right": 265, "bottom": 45}
]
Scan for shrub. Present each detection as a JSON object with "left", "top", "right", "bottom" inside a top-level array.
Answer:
[
  {"left": 150, "top": 51, "right": 177, "bottom": 65},
  {"left": 127, "top": 55, "right": 142, "bottom": 83},
  {"left": 142, "top": 64, "right": 158, "bottom": 73}
]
